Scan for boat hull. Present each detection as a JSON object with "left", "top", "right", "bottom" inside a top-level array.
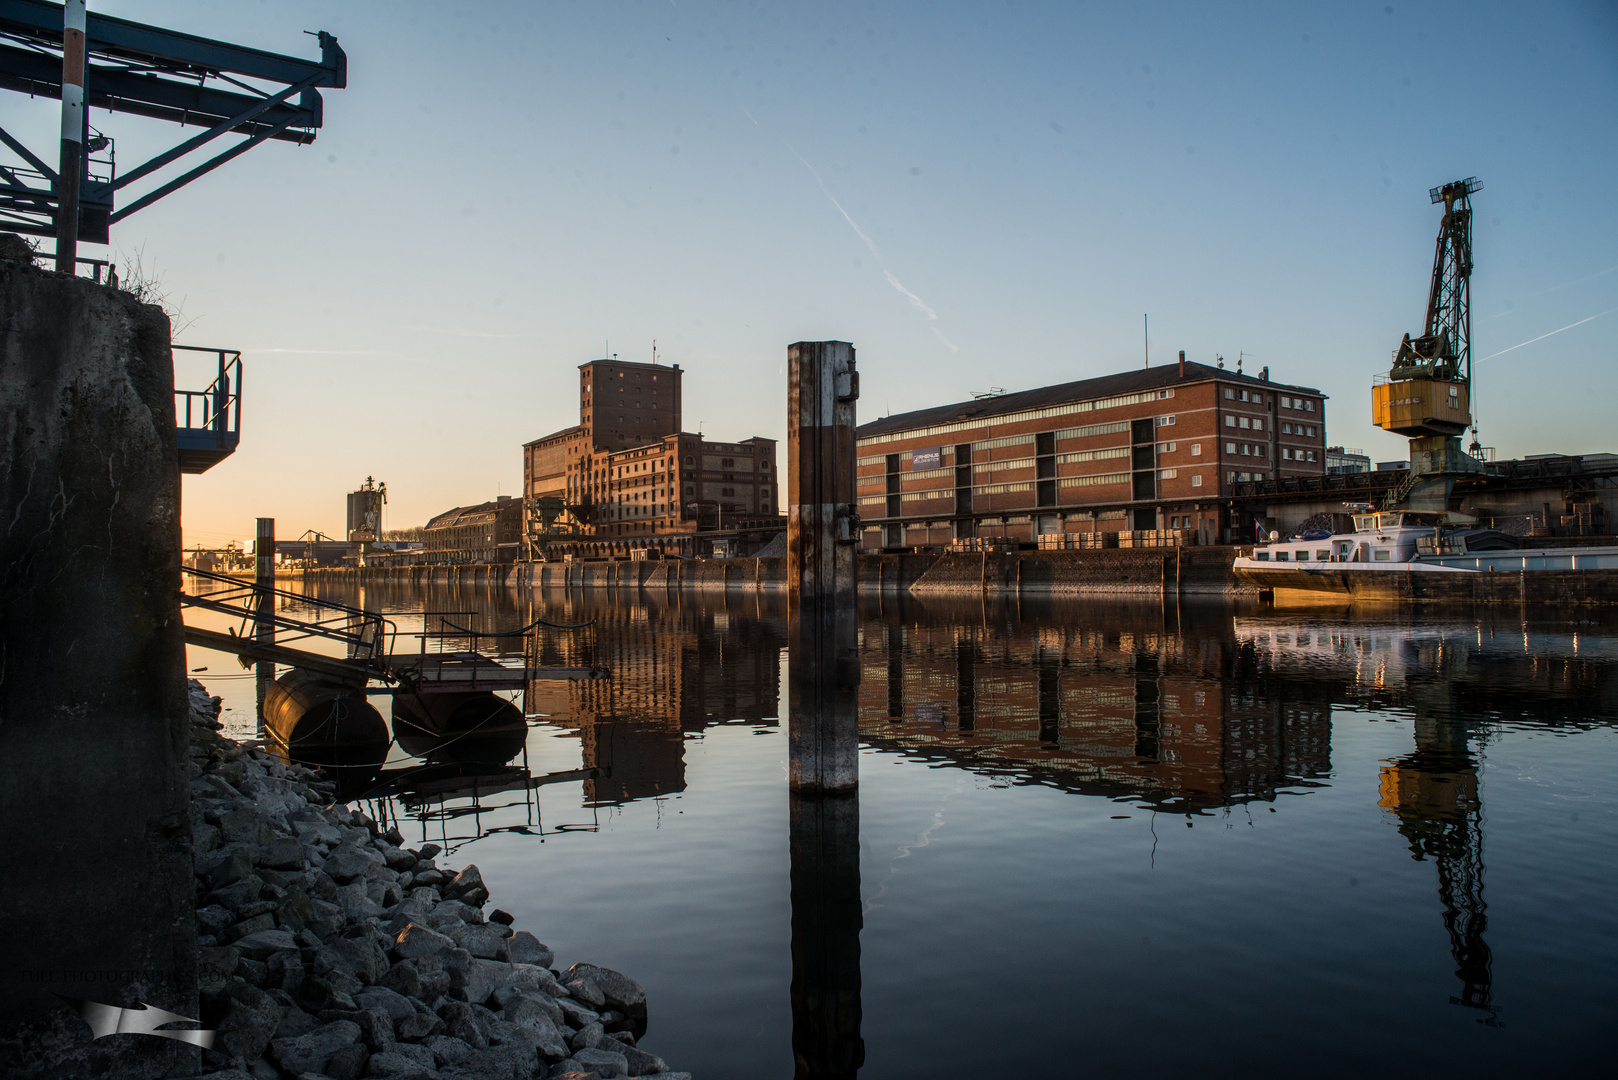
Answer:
[{"left": 1233, "top": 563, "right": 1618, "bottom": 604}]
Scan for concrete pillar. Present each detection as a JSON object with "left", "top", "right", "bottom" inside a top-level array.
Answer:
[
  {"left": 786, "top": 341, "right": 863, "bottom": 1077},
  {"left": 0, "top": 255, "right": 194, "bottom": 1075},
  {"left": 786, "top": 340, "right": 860, "bottom": 794},
  {"left": 255, "top": 517, "right": 275, "bottom": 729}
]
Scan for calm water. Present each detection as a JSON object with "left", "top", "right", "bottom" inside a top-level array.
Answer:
[{"left": 185, "top": 581, "right": 1618, "bottom": 1078}]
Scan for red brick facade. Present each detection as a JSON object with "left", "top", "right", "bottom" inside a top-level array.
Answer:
[{"left": 854, "top": 359, "right": 1327, "bottom": 548}]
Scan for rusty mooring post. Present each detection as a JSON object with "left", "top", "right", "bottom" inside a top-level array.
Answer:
[
  {"left": 786, "top": 341, "right": 863, "bottom": 1079},
  {"left": 255, "top": 517, "right": 275, "bottom": 729},
  {"left": 786, "top": 340, "right": 860, "bottom": 793}
]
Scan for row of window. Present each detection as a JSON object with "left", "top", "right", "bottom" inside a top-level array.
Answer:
[
  {"left": 1281, "top": 449, "right": 1317, "bottom": 462},
  {"left": 1225, "top": 415, "right": 1265, "bottom": 431},
  {"left": 1227, "top": 442, "right": 1265, "bottom": 457},
  {"left": 1254, "top": 548, "right": 1391, "bottom": 563},
  {"left": 1224, "top": 387, "right": 1317, "bottom": 412},
  {"left": 1281, "top": 422, "right": 1318, "bottom": 436},
  {"left": 854, "top": 388, "right": 1175, "bottom": 448},
  {"left": 1227, "top": 471, "right": 1266, "bottom": 482}
]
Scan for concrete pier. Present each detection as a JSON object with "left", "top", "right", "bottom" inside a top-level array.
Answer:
[
  {"left": 0, "top": 255, "right": 194, "bottom": 1076},
  {"left": 785, "top": 341, "right": 864, "bottom": 1078},
  {"left": 786, "top": 340, "right": 861, "bottom": 795}
]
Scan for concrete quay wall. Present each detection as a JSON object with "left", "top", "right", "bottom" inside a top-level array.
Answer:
[{"left": 301, "top": 547, "right": 1253, "bottom": 598}]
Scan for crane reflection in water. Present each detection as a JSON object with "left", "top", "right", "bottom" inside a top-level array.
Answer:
[{"left": 280, "top": 580, "right": 1618, "bottom": 1071}]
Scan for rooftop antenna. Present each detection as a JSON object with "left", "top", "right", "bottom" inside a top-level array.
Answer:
[
  {"left": 1143, "top": 314, "right": 1149, "bottom": 369},
  {"left": 1216, "top": 353, "right": 1225, "bottom": 370},
  {"left": 652, "top": 339, "right": 658, "bottom": 365}
]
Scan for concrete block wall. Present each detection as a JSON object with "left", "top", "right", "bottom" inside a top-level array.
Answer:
[{"left": 0, "top": 257, "right": 193, "bottom": 1077}]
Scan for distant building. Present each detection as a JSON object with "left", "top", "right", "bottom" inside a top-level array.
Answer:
[
  {"left": 1326, "top": 447, "right": 1372, "bottom": 474},
  {"left": 422, "top": 497, "right": 523, "bottom": 564},
  {"left": 522, "top": 358, "right": 782, "bottom": 557},
  {"left": 853, "top": 357, "right": 1328, "bottom": 548}
]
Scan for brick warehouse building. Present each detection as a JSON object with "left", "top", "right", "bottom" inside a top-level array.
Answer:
[
  {"left": 854, "top": 355, "right": 1328, "bottom": 549},
  {"left": 523, "top": 358, "right": 780, "bottom": 556}
]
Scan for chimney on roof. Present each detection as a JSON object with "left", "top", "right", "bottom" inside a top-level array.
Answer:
[
  {"left": 1261, "top": 366, "right": 1270, "bottom": 382},
  {"left": 1178, "top": 350, "right": 1185, "bottom": 378}
]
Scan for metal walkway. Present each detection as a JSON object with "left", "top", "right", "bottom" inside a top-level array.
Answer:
[{"left": 179, "top": 571, "right": 603, "bottom": 689}]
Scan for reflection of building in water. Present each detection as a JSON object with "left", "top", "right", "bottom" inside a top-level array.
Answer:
[
  {"left": 528, "top": 600, "right": 786, "bottom": 804},
  {"left": 859, "top": 611, "right": 1334, "bottom": 813}
]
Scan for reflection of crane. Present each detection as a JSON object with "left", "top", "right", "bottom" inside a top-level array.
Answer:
[
  {"left": 1373, "top": 178, "right": 1488, "bottom": 512},
  {"left": 1378, "top": 713, "right": 1500, "bottom": 1024}
]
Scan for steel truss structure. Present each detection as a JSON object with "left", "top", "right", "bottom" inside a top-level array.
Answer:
[{"left": 0, "top": 0, "right": 344, "bottom": 243}]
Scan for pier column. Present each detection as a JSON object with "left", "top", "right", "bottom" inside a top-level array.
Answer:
[
  {"left": 786, "top": 341, "right": 864, "bottom": 1078},
  {"left": 786, "top": 340, "right": 860, "bottom": 794},
  {"left": 0, "top": 256, "right": 194, "bottom": 1075},
  {"left": 255, "top": 517, "right": 275, "bottom": 729}
]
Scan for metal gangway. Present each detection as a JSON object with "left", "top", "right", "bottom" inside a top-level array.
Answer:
[{"left": 179, "top": 566, "right": 392, "bottom": 685}]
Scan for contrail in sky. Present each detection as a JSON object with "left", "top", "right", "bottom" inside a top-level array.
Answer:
[
  {"left": 253, "top": 348, "right": 390, "bottom": 356},
  {"left": 1478, "top": 305, "right": 1618, "bottom": 361},
  {"left": 783, "top": 137, "right": 957, "bottom": 351}
]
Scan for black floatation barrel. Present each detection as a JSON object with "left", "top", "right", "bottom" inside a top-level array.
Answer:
[
  {"left": 262, "top": 668, "right": 387, "bottom": 751},
  {"left": 392, "top": 691, "right": 526, "bottom": 762}
]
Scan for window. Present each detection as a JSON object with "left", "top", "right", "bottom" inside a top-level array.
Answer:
[
  {"left": 1307, "top": 425, "right": 1317, "bottom": 437},
  {"left": 1281, "top": 396, "right": 1292, "bottom": 408},
  {"left": 1373, "top": 549, "right": 1392, "bottom": 561},
  {"left": 1225, "top": 415, "right": 1237, "bottom": 428},
  {"left": 1275, "top": 551, "right": 1290, "bottom": 561},
  {"left": 1192, "top": 474, "right": 1203, "bottom": 487},
  {"left": 1295, "top": 551, "right": 1309, "bottom": 561},
  {"left": 1241, "top": 444, "right": 1250, "bottom": 456},
  {"left": 1316, "top": 550, "right": 1331, "bottom": 561},
  {"left": 1226, "top": 442, "right": 1237, "bottom": 453},
  {"left": 1253, "top": 551, "right": 1270, "bottom": 561},
  {"left": 1157, "top": 415, "right": 1176, "bottom": 426},
  {"left": 1283, "top": 423, "right": 1293, "bottom": 434},
  {"left": 1190, "top": 443, "right": 1201, "bottom": 456},
  {"left": 1227, "top": 471, "right": 1238, "bottom": 483},
  {"left": 1256, "top": 445, "right": 1265, "bottom": 457},
  {"left": 1224, "top": 388, "right": 1236, "bottom": 399},
  {"left": 1283, "top": 448, "right": 1293, "bottom": 460},
  {"left": 1240, "top": 390, "right": 1250, "bottom": 402},
  {"left": 1157, "top": 442, "right": 1176, "bottom": 453},
  {"left": 1305, "top": 400, "right": 1315, "bottom": 412},
  {"left": 1252, "top": 418, "right": 1264, "bottom": 432},
  {"left": 1157, "top": 469, "right": 1177, "bottom": 480},
  {"left": 1239, "top": 417, "right": 1250, "bottom": 429}
]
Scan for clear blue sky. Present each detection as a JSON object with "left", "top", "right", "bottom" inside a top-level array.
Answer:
[{"left": 13, "top": 1, "right": 1615, "bottom": 545}]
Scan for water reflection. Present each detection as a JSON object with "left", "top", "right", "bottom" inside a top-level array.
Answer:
[
  {"left": 288, "top": 581, "right": 1618, "bottom": 1058},
  {"left": 1380, "top": 714, "right": 1495, "bottom": 1020}
]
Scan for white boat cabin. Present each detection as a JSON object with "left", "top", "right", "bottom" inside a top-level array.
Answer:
[{"left": 1247, "top": 512, "right": 1441, "bottom": 566}]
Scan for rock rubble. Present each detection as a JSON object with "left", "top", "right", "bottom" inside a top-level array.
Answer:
[{"left": 184, "top": 680, "right": 689, "bottom": 1080}]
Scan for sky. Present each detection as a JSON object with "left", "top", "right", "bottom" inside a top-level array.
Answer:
[{"left": 9, "top": 1, "right": 1616, "bottom": 547}]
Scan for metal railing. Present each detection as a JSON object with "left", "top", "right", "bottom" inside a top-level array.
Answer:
[
  {"left": 180, "top": 566, "right": 394, "bottom": 672},
  {"left": 175, "top": 346, "right": 241, "bottom": 442}
]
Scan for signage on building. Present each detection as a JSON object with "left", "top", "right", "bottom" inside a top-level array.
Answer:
[{"left": 911, "top": 446, "right": 942, "bottom": 470}]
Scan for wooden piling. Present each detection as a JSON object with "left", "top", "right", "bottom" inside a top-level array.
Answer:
[{"left": 786, "top": 340, "right": 861, "bottom": 794}]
